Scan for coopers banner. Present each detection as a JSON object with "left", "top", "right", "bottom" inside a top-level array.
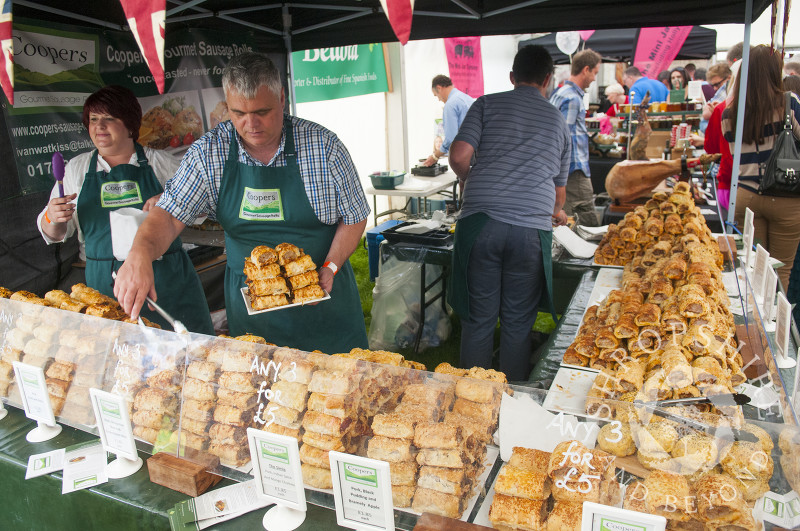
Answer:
[
  {"left": 633, "top": 26, "right": 692, "bottom": 78},
  {"left": 291, "top": 43, "right": 389, "bottom": 104},
  {"left": 1, "top": 19, "right": 278, "bottom": 197},
  {"left": 444, "top": 37, "right": 483, "bottom": 98}
]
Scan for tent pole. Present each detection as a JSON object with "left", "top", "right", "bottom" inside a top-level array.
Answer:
[
  {"left": 727, "top": 0, "right": 752, "bottom": 228},
  {"left": 283, "top": 5, "right": 298, "bottom": 116}
]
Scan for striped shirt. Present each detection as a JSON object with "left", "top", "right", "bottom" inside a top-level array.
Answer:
[
  {"left": 550, "top": 80, "right": 589, "bottom": 176},
  {"left": 721, "top": 95, "right": 800, "bottom": 193},
  {"left": 455, "top": 85, "right": 571, "bottom": 230},
  {"left": 156, "top": 115, "right": 370, "bottom": 226}
]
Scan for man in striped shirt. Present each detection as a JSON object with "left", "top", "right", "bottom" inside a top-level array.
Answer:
[
  {"left": 550, "top": 49, "right": 602, "bottom": 227},
  {"left": 448, "top": 45, "right": 570, "bottom": 381}
]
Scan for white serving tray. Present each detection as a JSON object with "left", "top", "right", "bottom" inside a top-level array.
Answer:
[{"left": 241, "top": 287, "right": 330, "bottom": 315}]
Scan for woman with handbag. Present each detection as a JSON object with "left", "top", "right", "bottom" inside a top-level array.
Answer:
[{"left": 722, "top": 45, "right": 800, "bottom": 290}]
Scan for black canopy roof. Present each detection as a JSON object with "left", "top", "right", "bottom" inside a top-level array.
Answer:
[
  {"left": 519, "top": 26, "right": 718, "bottom": 65},
  {"left": 13, "top": 0, "right": 768, "bottom": 52}
]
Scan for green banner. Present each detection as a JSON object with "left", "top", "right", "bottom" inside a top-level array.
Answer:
[
  {"left": 2, "top": 18, "right": 281, "bottom": 197},
  {"left": 291, "top": 44, "right": 388, "bottom": 103}
]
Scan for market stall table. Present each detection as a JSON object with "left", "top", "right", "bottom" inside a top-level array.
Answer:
[{"left": 366, "top": 173, "right": 458, "bottom": 226}]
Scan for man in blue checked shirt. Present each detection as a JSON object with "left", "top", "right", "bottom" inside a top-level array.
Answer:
[
  {"left": 423, "top": 75, "right": 475, "bottom": 167},
  {"left": 550, "top": 49, "right": 602, "bottom": 227},
  {"left": 114, "top": 52, "right": 370, "bottom": 353}
]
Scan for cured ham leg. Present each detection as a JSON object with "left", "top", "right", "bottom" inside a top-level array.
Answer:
[{"left": 605, "top": 154, "right": 721, "bottom": 203}]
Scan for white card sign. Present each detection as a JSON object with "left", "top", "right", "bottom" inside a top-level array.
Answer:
[
  {"left": 763, "top": 267, "right": 779, "bottom": 322},
  {"left": 329, "top": 452, "right": 394, "bottom": 531},
  {"left": 581, "top": 501, "right": 666, "bottom": 531},
  {"left": 753, "top": 244, "right": 769, "bottom": 299},
  {"left": 774, "top": 293, "right": 796, "bottom": 371},
  {"left": 90, "top": 388, "right": 137, "bottom": 460},
  {"left": 247, "top": 428, "right": 306, "bottom": 510},
  {"left": 741, "top": 227, "right": 754, "bottom": 268},
  {"left": 13, "top": 362, "right": 55, "bottom": 425}
]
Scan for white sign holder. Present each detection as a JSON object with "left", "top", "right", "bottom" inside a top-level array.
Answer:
[
  {"left": 762, "top": 267, "right": 778, "bottom": 322},
  {"left": 89, "top": 388, "right": 142, "bottom": 478},
  {"left": 753, "top": 244, "right": 769, "bottom": 300},
  {"left": 742, "top": 208, "right": 754, "bottom": 267},
  {"left": 582, "top": 501, "right": 666, "bottom": 531},
  {"left": 247, "top": 428, "right": 306, "bottom": 531},
  {"left": 774, "top": 293, "right": 797, "bottom": 369},
  {"left": 329, "top": 452, "right": 394, "bottom": 531},
  {"left": 13, "top": 362, "right": 62, "bottom": 442}
]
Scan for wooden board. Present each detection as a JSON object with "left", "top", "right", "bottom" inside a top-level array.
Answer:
[
  {"left": 736, "top": 323, "right": 769, "bottom": 380},
  {"left": 413, "top": 513, "right": 495, "bottom": 531},
  {"left": 147, "top": 452, "right": 222, "bottom": 497},
  {"left": 614, "top": 455, "right": 651, "bottom": 480}
]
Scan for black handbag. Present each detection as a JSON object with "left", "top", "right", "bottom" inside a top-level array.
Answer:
[{"left": 758, "top": 92, "right": 800, "bottom": 196}]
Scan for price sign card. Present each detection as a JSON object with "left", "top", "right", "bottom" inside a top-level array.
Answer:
[
  {"left": 741, "top": 208, "right": 754, "bottom": 267},
  {"left": 763, "top": 267, "right": 779, "bottom": 322},
  {"left": 90, "top": 388, "right": 137, "bottom": 461},
  {"left": 246, "top": 427, "right": 306, "bottom": 510},
  {"left": 581, "top": 501, "right": 666, "bottom": 531},
  {"left": 741, "top": 227, "right": 754, "bottom": 269},
  {"left": 753, "top": 244, "right": 769, "bottom": 299},
  {"left": 775, "top": 292, "right": 792, "bottom": 360},
  {"left": 12, "top": 362, "right": 55, "bottom": 425},
  {"left": 329, "top": 452, "right": 394, "bottom": 531},
  {"left": 25, "top": 448, "right": 65, "bottom": 479},
  {"left": 62, "top": 440, "right": 108, "bottom": 494}
]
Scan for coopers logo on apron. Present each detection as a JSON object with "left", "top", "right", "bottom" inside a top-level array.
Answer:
[
  {"left": 240, "top": 187, "right": 284, "bottom": 221},
  {"left": 100, "top": 180, "right": 142, "bottom": 208}
]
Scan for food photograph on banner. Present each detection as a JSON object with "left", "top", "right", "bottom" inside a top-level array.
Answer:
[{"left": 1, "top": 0, "right": 800, "bottom": 530}]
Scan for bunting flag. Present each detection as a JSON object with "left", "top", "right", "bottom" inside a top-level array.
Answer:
[
  {"left": 632, "top": 26, "right": 692, "bottom": 78},
  {"left": 379, "top": 0, "right": 414, "bottom": 45},
  {"left": 578, "top": 30, "right": 595, "bottom": 41},
  {"left": 0, "top": 0, "right": 12, "bottom": 104},
  {"left": 119, "top": 0, "right": 166, "bottom": 93}
]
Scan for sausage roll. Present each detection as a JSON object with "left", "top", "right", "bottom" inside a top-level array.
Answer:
[
  {"left": 495, "top": 465, "right": 551, "bottom": 500},
  {"left": 275, "top": 243, "right": 302, "bottom": 266},
  {"left": 694, "top": 474, "right": 748, "bottom": 524},
  {"left": 250, "top": 245, "right": 278, "bottom": 266},
  {"left": 662, "top": 348, "right": 693, "bottom": 389},
  {"left": 133, "top": 425, "right": 159, "bottom": 444},
  {"left": 217, "top": 387, "right": 258, "bottom": 410},
  {"left": 283, "top": 254, "right": 316, "bottom": 277},
  {"left": 301, "top": 463, "right": 333, "bottom": 489},
  {"left": 367, "top": 436, "right": 416, "bottom": 463},
  {"left": 372, "top": 412, "right": 416, "bottom": 440},
  {"left": 262, "top": 421, "right": 302, "bottom": 442},
  {"left": 308, "top": 370, "right": 359, "bottom": 395},
  {"left": 180, "top": 416, "right": 211, "bottom": 436},
  {"left": 209, "top": 442, "right": 250, "bottom": 467},
  {"left": 250, "top": 294, "right": 289, "bottom": 311},
  {"left": 411, "top": 487, "right": 463, "bottom": 519},
  {"left": 243, "top": 258, "right": 281, "bottom": 280},
  {"left": 302, "top": 410, "right": 353, "bottom": 437},
  {"left": 292, "top": 284, "right": 325, "bottom": 304},
  {"left": 247, "top": 277, "right": 289, "bottom": 297},
  {"left": 545, "top": 502, "right": 582, "bottom": 531},
  {"left": 187, "top": 361, "right": 218, "bottom": 383},
  {"left": 287, "top": 270, "right": 319, "bottom": 291},
  {"left": 218, "top": 371, "right": 257, "bottom": 393},
  {"left": 271, "top": 380, "right": 308, "bottom": 411},
  {"left": 642, "top": 469, "right": 692, "bottom": 520},
  {"left": 213, "top": 405, "right": 253, "bottom": 427},
  {"left": 134, "top": 388, "right": 177, "bottom": 413}
]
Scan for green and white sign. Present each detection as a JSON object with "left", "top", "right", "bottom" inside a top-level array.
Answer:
[
  {"left": 90, "top": 388, "right": 138, "bottom": 461},
  {"left": 13, "top": 362, "right": 55, "bottom": 424},
  {"left": 239, "top": 187, "right": 284, "bottom": 221},
  {"left": 329, "top": 452, "right": 393, "bottom": 531},
  {"left": 291, "top": 44, "right": 389, "bottom": 103},
  {"left": 100, "top": 181, "right": 142, "bottom": 208},
  {"left": 582, "top": 502, "right": 666, "bottom": 531},
  {"left": 246, "top": 428, "right": 306, "bottom": 511}
]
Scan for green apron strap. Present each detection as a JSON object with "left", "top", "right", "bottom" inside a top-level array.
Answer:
[
  {"left": 537, "top": 228, "right": 558, "bottom": 323},
  {"left": 447, "top": 212, "right": 489, "bottom": 320}
]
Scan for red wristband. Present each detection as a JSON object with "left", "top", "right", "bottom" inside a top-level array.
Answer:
[{"left": 323, "top": 261, "right": 339, "bottom": 276}]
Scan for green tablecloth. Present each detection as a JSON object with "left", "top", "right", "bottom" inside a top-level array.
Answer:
[{"left": 0, "top": 407, "right": 345, "bottom": 531}]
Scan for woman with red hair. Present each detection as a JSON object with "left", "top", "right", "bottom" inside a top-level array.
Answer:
[{"left": 37, "top": 85, "right": 213, "bottom": 333}]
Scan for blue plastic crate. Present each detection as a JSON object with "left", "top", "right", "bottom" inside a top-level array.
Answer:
[{"left": 366, "top": 219, "right": 403, "bottom": 281}]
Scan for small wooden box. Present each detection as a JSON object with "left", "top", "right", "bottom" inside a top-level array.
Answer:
[{"left": 147, "top": 452, "right": 222, "bottom": 497}]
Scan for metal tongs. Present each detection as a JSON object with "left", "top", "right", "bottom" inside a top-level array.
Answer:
[
  {"left": 634, "top": 394, "right": 758, "bottom": 443},
  {"left": 111, "top": 272, "right": 188, "bottom": 334}
]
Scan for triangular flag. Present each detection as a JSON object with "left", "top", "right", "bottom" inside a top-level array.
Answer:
[
  {"left": 119, "top": 0, "right": 166, "bottom": 93},
  {"left": 379, "top": 0, "right": 414, "bottom": 45},
  {"left": 0, "top": 0, "right": 13, "bottom": 104}
]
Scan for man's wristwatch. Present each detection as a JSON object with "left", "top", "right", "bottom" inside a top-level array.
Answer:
[{"left": 323, "top": 261, "right": 338, "bottom": 276}]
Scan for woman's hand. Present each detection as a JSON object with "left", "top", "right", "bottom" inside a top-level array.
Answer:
[
  {"left": 143, "top": 193, "right": 162, "bottom": 212},
  {"left": 46, "top": 193, "right": 77, "bottom": 224}
]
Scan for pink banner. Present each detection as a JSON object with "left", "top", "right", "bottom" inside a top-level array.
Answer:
[
  {"left": 633, "top": 26, "right": 692, "bottom": 78},
  {"left": 444, "top": 37, "right": 484, "bottom": 98},
  {"left": 578, "top": 30, "right": 595, "bottom": 41}
]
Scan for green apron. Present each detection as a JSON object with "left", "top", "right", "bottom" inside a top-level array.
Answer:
[
  {"left": 215, "top": 118, "right": 368, "bottom": 353},
  {"left": 78, "top": 144, "right": 214, "bottom": 334},
  {"left": 447, "top": 213, "right": 557, "bottom": 322}
]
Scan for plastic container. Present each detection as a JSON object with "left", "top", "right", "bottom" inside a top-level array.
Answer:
[
  {"left": 369, "top": 170, "right": 405, "bottom": 190},
  {"left": 366, "top": 219, "right": 403, "bottom": 281}
]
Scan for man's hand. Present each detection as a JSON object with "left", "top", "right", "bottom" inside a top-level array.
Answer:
[
  {"left": 422, "top": 154, "right": 438, "bottom": 167},
  {"left": 318, "top": 266, "right": 334, "bottom": 293},
  {"left": 114, "top": 250, "right": 157, "bottom": 320},
  {"left": 552, "top": 209, "right": 568, "bottom": 227},
  {"left": 142, "top": 193, "right": 162, "bottom": 212}
]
